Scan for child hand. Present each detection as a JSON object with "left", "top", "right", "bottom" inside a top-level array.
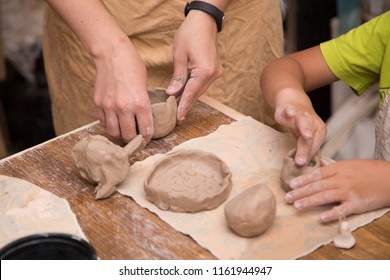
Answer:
[
  {"left": 275, "top": 104, "right": 326, "bottom": 166},
  {"left": 285, "top": 159, "right": 390, "bottom": 222}
]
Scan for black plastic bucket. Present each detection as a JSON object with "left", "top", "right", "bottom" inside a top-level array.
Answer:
[{"left": 0, "top": 233, "right": 97, "bottom": 260}]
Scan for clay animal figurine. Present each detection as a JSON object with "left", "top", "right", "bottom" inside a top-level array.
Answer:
[
  {"left": 71, "top": 135, "right": 146, "bottom": 199},
  {"left": 280, "top": 148, "right": 321, "bottom": 192},
  {"left": 224, "top": 183, "right": 276, "bottom": 238},
  {"left": 148, "top": 88, "right": 177, "bottom": 139}
]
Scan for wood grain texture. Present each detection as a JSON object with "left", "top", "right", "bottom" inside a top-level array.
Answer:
[{"left": 0, "top": 101, "right": 389, "bottom": 260}]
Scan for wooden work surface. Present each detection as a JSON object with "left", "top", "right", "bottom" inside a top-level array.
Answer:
[{"left": 0, "top": 100, "right": 389, "bottom": 260}]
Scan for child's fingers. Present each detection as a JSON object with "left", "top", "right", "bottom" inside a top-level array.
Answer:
[{"left": 320, "top": 203, "right": 354, "bottom": 223}]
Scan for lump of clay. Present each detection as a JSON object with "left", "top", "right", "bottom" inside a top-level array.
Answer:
[
  {"left": 224, "top": 184, "right": 276, "bottom": 238},
  {"left": 144, "top": 149, "right": 232, "bottom": 212},
  {"left": 148, "top": 88, "right": 177, "bottom": 139},
  {"left": 71, "top": 135, "right": 146, "bottom": 199},
  {"left": 333, "top": 219, "right": 356, "bottom": 249},
  {"left": 280, "top": 148, "right": 320, "bottom": 192}
]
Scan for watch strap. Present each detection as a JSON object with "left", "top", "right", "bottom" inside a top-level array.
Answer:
[{"left": 184, "top": 1, "right": 224, "bottom": 32}]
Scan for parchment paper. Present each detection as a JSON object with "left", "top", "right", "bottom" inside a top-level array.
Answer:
[
  {"left": 0, "top": 175, "right": 86, "bottom": 248},
  {"left": 118, "top": 117, "right": 390, "bottom": 259}
]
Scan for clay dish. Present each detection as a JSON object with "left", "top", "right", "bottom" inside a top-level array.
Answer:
[
  {"left": 280, "top": 148, "right": 321, "bottom": 192},
  {"left": 144, "top": 149, "right": 233, "bottom": 212},
  {"left": 148, "top": 88, "right": 177, "bottom": 139},
  {"left": 224, "top": 183, "right": 276, "bottom": 238}
]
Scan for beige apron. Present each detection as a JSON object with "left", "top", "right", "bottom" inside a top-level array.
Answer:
[{"left": 42, "top": 0, "right": 283, "bottom": 135}]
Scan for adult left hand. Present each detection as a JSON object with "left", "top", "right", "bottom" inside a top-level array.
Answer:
[{"left": 166, "top": 10, "right": 223, "bottom": 121}]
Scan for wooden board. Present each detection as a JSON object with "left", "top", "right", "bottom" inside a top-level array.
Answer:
[{"left": 0, "top": 100, "right": 389, "bottom": 259}]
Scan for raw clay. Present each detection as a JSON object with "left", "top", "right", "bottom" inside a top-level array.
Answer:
[
  {"left": 224, "top": 183, "right": 276, "bottom": 237},
  {"left": 148, "top": 88, "right": 177, "bottom": 139},
  {"left": 71, "top": 134, "right": 146, "bottom": 199},
  {"left": 280, "top": 148, "right": 321, "bottom": 192},
  {"left": 333, "top": 218, "right": 356, "bottom": 249},
  {"left": 117, "top": 117, "right": 390, "bottom": 259},
  {"left": 0, "top": 175, "right": 87, "bottom": 248},
  {"left": 144, "top": 149, "right": 232, "bottom": 212}
]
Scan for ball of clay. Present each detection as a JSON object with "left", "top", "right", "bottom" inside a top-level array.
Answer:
[
  {"left": 148, "top": 88, "right": 177, "bottom": 139},
  {"left": 144, "top": 149, "right": 232, "bottom": 212},
  {"left": 280, "top": 148, "right": 320, "bottom": 192},
  {"left": 224, "top": 184, "right": 276, "bottom": 237}
]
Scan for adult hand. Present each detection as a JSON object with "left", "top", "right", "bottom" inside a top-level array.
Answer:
[
  {"left": 93, "top": 39, "right": 153, "bottom": 143},
  {"left": 285, "top": 159, "right": 390, "bottom": 222},
  {"left": 44, "top": 0, "right": 154, "bottom": 143},
  {"left": 166, "top": 10, "right": 223, "bottom": 121},
  {"left": 274, "top": 102, "right": 326, "bottom": 166}
]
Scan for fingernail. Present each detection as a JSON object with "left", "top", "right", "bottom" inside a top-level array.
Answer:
[
  {"left": 177, "top": 116, "right": 185, "bottom": 124},
  {"left": 177, "top": 108, "right": 186, "bottom": 122},
  {"left": 167, "top": 80, "right": 181, "bottom": 94},
  {"left": 295, "top": 155, "right": 307, "bottom": 166},
  {"left": 167, "top": 85, "right": 174, "bottom": 94},
  {"left": 147, "top": 126, "right": 153, "bottom": 136},
  {"left": 320, "top": 212, "right": 329, "bottom": 222},
  {"left": 290, "top": 178, "right": 300, "bottom": 189},
  {"left": 294, "top": 200, "right": 305, "bottom": 209},
  {"left": 285, "top": 192, "right": 294, "bottom": 203}
]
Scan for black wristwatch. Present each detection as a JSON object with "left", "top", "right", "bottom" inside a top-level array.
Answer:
[{"left": 184, "top": 1, "right": 225, "bottom": 32}]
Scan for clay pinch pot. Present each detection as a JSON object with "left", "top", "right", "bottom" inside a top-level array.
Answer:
[
  {"left": 71, "top": 134, "right": 146, "bottom": 199},
  {"left": 144, "top": 149, "right": 233, "bottom": 213},
  {"left": 148, "top": 87, "right": 177, "bottom": 139},
  {"left": 280, "top": 148, "right": 321, "bottom": 192}
]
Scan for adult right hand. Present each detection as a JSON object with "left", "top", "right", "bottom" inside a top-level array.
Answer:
[
  {"left": 45, "top": 0, "right": 154, "bottom": 144},
  {"left": 92, "top": 38, "right": 153, "bottom": 143}
]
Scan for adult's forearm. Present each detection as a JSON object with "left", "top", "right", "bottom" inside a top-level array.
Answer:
[{"left": 45, "top": 0, "right": 128, "bottom": 60}]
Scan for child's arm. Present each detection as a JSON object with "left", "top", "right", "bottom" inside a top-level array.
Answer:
[
  {"left": 285, "top": 159, "right": 390, "bottom": 222},
  {"left": 260, "top": 46, "right": 337, "bottom": 166},
  {"left": 261, "top": 45, "right": 390, "bottom": 222}
]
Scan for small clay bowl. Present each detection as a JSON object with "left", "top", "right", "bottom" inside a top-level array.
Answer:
[
  {"left": 144, "top": 149, "right": 233, "bottom": 212},
  {"left": 280, "top": 148, "right": 321, "bottom": 192},
  {"left": 148, "top": 88, "right": 177, "bottom": 139},
  {"left": 0, "top": 233, "right": 97, "bottom": 260}
]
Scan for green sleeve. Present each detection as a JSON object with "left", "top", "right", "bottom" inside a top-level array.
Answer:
[{"left": 320, "top": 12, "right": 390, "bottom": 96}]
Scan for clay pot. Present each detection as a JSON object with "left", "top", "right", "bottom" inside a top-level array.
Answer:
[
  {"left": 280, "top": 148, "right": 321, "bottom": 192},
  {"left": 148, "top": 88, "right": 177, "bottom": 139}
]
